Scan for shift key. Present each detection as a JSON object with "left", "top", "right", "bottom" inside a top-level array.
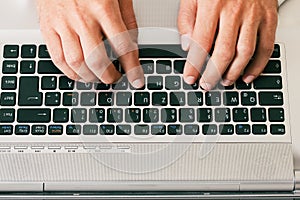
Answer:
[{"left": 17, "top": 109, "right": 51, "bottom": 123}]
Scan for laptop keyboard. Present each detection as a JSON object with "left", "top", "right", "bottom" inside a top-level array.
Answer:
[{"left": 0, "top": 44, "right": 288, "bottom": 140}]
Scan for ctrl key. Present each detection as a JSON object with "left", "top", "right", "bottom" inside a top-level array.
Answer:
[
  {"left": 15, "top": 125, "right": 30, "bottom": 135},
  {"left": 271, "top": 124, "right": 285, "bottom": 135},
  {"left": 0, "top": 125, "right": 13, "bottom": 135}
]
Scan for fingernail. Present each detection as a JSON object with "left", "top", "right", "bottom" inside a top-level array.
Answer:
[
  {"left": 78, "top": 79, "right": 87, "bottom": 83},
  {"left": 132, "top": 78, "right": 144, "bottom": 89},
  {"left": 243, "top": 75, "right": 256, "bottom": 84},
  {"left": 221, "top": 79, "right": 234, "bottom": 86},
  {"left": 200, "top": 82, "right": 213, "bottom": 91},
  {"left": 181, "top": 34, "right": 191, "bottom": 51},
  {"left": 184, "top": 76, "right": 196, "bottom": 85}
]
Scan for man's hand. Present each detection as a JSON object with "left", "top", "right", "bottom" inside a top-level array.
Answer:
[
  {"left": 36, "top": 0, "right": 144, "bottom": 88},
  {"left": 178, "top": 0, "right": 278, "bottom": 90}
]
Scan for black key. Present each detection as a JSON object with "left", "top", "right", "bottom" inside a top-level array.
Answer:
[
  {"left": 202, "top": 124, "right": 218, "bottom": 135},
  {"left": 20, "top": 61, "right": 36, "bottom": 74},
  {"left": 83, "top": 125, "right": 98, "bottom": 135},
  {"left": 184, "top": 124, "right": 199, "bottom": 135},
  {"left": 77, "top": 82, "right": 93, "bottom": 90},
  {"left": 98, "top": 92, "right": 114, "bottom": 106},
  {"left": 236, "top": 124, "right": 251, "bottom": 135},
  {"left": 107, "top": 108, "right": 123, "bottom": 123},
  {"left": 183, "top": 80, "right": 199, "bottom": 90},
  {"left": 254, "top": 76, "right": 282, "bottom": 90},
  {"left": 31, "top": 125, "right": 47, "bottom": 135},
  {"left": 0, "top": 92, "right": 16, "bottom": 106},
  {"left": 168, "top": 125, "right": 182, "bottom": 135},
  {"left": 1, "top": 76, "right": 17, "bottom": 90},
  {"left": 161, "top": 108, "right": 177, "bottom": 123},
  {"left": 264, "top": 60, "right": 281, "bottom": 74},
  {"left": 0, "top": 125, "right": 13, "bottom": 135},
  {"left": 42, "top": 76, "right": 57, "bottom": 90},
  {"left": 219, "top": 124, "right": 234, "bottom": 135},
  {"left": 233, "top": 108, "right": 249, "bottom": 122},
  {"left": 89, "top": 108, "right": 105, "bottom": 123},
  {"left": 197, "top": 108, "right": 213, "bottom": 122},
  {"left": 38, "top": 45, "right": 50, "bottom": 58},
  {"left": 205, "top": 92, "right": 221, "bottom": 106},
  {"left": 134, "top": 125, "right": 150, "bottom": 135},
  {"left": 21, "top": 45, "right": 37, "bottom": 58},
  {"left": 45, "top": 92, "right": 61, "bottom": 106},
  {"left": 170, "top": 92, "right": 185, "bottom": 106},
  {"left": 113, "top": 60, "right": 121, "bottom": 72},
  {"left": 0, "top": 109, "right": 15, "bottom": 123},
  {"left": 113, "top": 78, "right": 128, "bottom": 91},
  {"left": 165, "top": 76, "right": 181, "bottom": 90},
  {"left": 148, "top": 76, "right": 163, "bottom": 90},
  {"left": 252, "top": 124, "right": 267, "bottom": 135},
  {"left": 157, "top": 60, "right": 172, "bottom": 74},
  {"left": 259, "top": 92, "right": 283, "bottom": 106},
  {"left": 174, "top": 60, "right": 185, "bottom": 74},
  {"left": 152, "top": 92, "right": 168, "bottom": 106},
  {"left": 125, "top": 108, "right": 141, "bottom": 123},
  {"left": 151, "top": 125, "right": 166, "bottom": 135},
  {"left": 271, "top": 124, "right": 285, "bottom": 135},
  {"left": 3, "top": 45, "right": 19, "bottom": 58},
  {"left": 116, "top": 92, "right": 132, "bottom": 106},
  {"left": 53, "top": 109, "right": 69, "bottom": 123},
  {"left": 59, "top": 76, "right": 75, "bottom": 90},
  {"left": 134, "top": 92, "right": 150, "bottom": 106},
  {"left": 215, "top": 108, "right": 231, "bottom": 122},
  {"left": 141, "top": 60, "right": 154, "bottom": 74},
  {"left": 269, "top": 108, "right": 285, "bottom": 122},
  {"left": 81, "top": 92, "right": 96, "bottom": 106},
  {"left": 139, "top": 45, "right": 187, "bottom": 58},
  {"left": 251, "top": 108, "right": 267, "bottom": 122},
  {"left": 71, "top": 108, "right": 87, "bottom": 123},
  {"left": 272, "top": 44, "right": 280, "bottom": 58},
  {"left": 38, "top": 60, "right": 62, "bottom": 74},
  {"left": 17, "top": 109, "right": 51, "bottom": 123},
  {"left": 100, "top": 125, "right": 115, "bottom": 135},
  {"left": 66, "top": 125, "right": 81, "bottom": 135},
  {"left": 188, "top": 92, "right": 203, "bottom": 106},
  {"left": 63, "top": 92, "right": 79, "bottom": 106},
  {"left": 48, "top": 125, "right": 63, "bottom": 135},
  {"left": 95, "top": 83, "right": 110, "bottom": 90},
  {"left": 241, "top": 92, "right": 257, "bottom": 106},
  {"left": 15, "top": 125, "right": 30, "bottom": 135},
  {"left": 2, "top": 61, "right": 18, "bottom": 74},
  {"left": 116, "top": 125, "right": 131, "bottom": 135},
  {"left": 218, "top": 83, "right": 234, "bottom": 90},
  {"left": 18, "top": 77, "right": 42, "bottom": 106},
  {"left": 143, "top": 108, "right": 159, "bottom": 123},
  {"left": 179, "top": 108, "right": 195, "bottom": 123},
  {"left": 223, "top": 92, "right": 239, "bottom": 106},
  {"left": 236, "top": 77, "right": 251, "bottom": 90}
]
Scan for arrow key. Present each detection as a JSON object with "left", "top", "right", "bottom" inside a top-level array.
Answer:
[
  {"left": 21, "top": 45, "right": 37, "bottom": 58},
  {"left": 3, "top": 45, "right": 19, "bottom": 58}
]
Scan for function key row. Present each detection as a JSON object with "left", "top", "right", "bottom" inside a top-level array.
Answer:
[
  {"left": 0, "top": 124, "right": 285, "bottom": 136},
  {"left": 3, "top": 45, "right": 50, "bottom": 59}
]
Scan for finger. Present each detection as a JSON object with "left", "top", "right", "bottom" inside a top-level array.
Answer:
[
  {"left": 243, "top": 13, "right": 278, "bottom": 83},
  {"left": 183, "top": 6, "right": 219, "bottom": 85},
  {"left": 41, "top": 29, "right": 78, "bottom": 80},
  {"left": 59, "top": 29, "right": 98, "bottom": 83},
  {"left": 221, "top": 21, "right": 259, "bottom": 86},
  {"left": 119, "top": 0, "right": 138, "bottom": 43},
  {"left": 79, "top": 29, "right": 122, "bottom": 84},
  {"left": 200, "top": 14, "right": 240, "bottom": 91},
  {"left": 178, "top": 0, "right": 197, "bottom": 51},
  {"left": 99, "top": 1, "right": 144, "bottom": 88}
]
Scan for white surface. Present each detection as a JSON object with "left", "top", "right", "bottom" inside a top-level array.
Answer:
[{"left": 0, "top": 0, "right": 299, "bottom": 167}]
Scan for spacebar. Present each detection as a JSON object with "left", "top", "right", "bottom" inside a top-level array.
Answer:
[{"left": 17, "top": 109, "right": 51, "bottom": 123}]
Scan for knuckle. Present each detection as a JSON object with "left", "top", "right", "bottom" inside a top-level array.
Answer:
[
  {"left": 66, "top": 55, "right": 84, "bottom": 68},
  {"left": 216, "top": 44, "right": 235, "bottom": 63},
  {"left": 261, "top": 43, "right": 274, "bottom": 56},
  {"left": 51, "top": 53, "right": 65, "bottom": 67},
  {"left": 238, "top": 44, "right": 255, "bottom": 58}
]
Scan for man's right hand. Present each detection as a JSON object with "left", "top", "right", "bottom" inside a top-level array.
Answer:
[{"left": 36, "top": 0, "right": 144, "bottom": 88}]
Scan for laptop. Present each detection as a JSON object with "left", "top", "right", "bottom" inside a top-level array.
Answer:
[{"left": 0, "top": 0, "right": 299, "bottom": 198}]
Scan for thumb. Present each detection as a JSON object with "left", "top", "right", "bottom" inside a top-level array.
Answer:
[{"left": 178, "top": 0, "right": 197, "bottom": 51}]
